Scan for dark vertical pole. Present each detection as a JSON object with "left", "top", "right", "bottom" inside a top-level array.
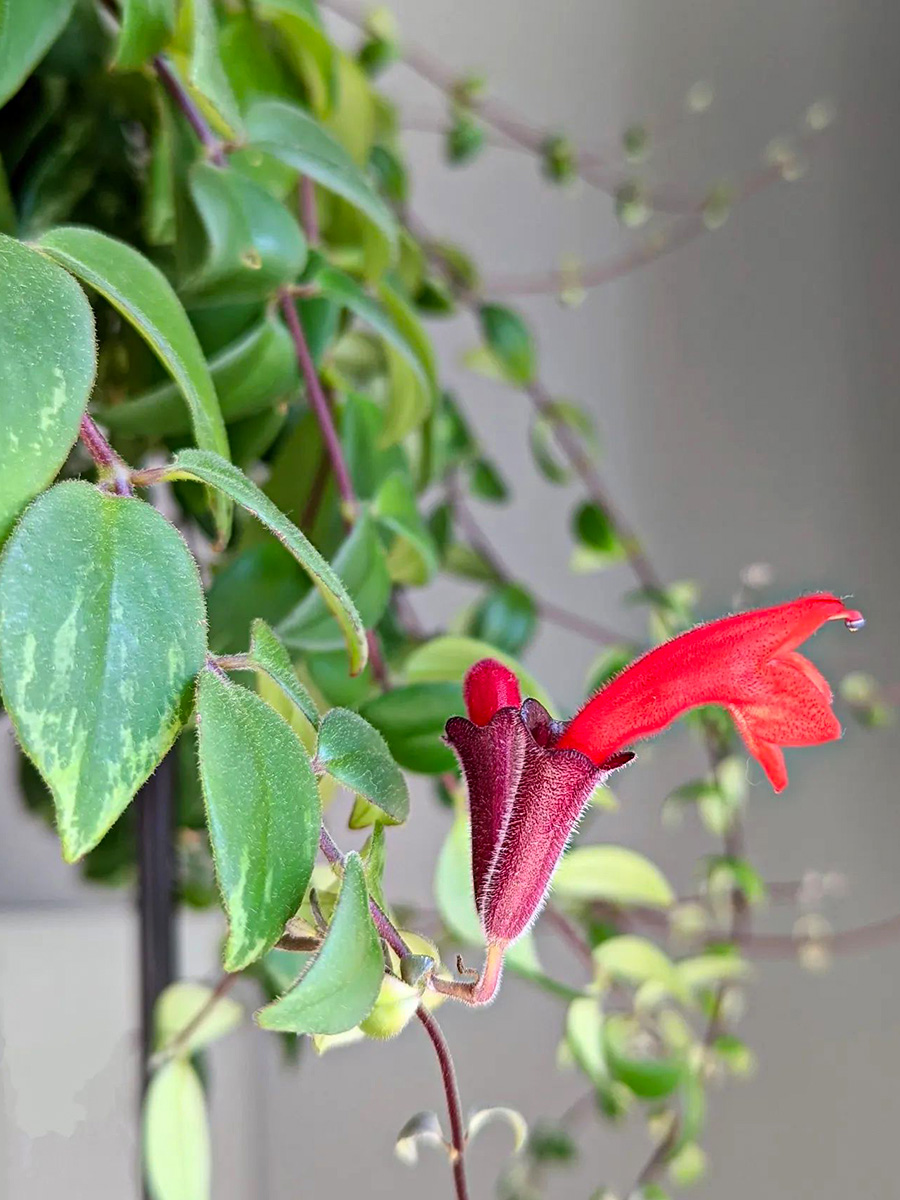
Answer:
[{"left": 136, "top": 753, "right": 177, "bottom": 1095}]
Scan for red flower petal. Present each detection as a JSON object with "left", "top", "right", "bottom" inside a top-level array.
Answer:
[
  {"left": 559, "top": 593, "right": 861, "bottom": 791},
  {"left": 464, "top": 658, "right": 522, "bottom": 726}
]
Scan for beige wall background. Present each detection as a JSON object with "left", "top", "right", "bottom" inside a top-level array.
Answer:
[{"left": 2, "top": 1, "right": 900, "bottom": 1196}]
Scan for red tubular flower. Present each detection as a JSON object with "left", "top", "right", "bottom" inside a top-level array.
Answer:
[
  {"left": 559, "top": 593, "right": 863, "bottom": 793},
  {"left": 439, "top": 595, "right": 862, "bottom": 1004}
]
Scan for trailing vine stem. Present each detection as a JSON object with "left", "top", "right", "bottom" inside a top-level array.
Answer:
[{"left": 415, "top": 1005, "right": 472, "bottom": 1200}]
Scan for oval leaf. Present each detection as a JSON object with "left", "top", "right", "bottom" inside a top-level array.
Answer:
[
  {"left": 0, "top": 234, "right": 95, "bottom": 540},
  {"left": 0, "top": 483, "right": 206, "bottom": 861},
  {"left": 36, "top": 226, "right": 231, "bottom": 538},
  {"left": 244, "top": 98, "right": 397, "bottom": 264},
  {"left": 143, "top": 1059, "right": 210, "bottom": 1200},
  {"left": 315, "top": 707, "right": 409, "bottom": 823},
  {"left": 593, "top": 936, "right": 685, "bottom": 1000},
  {"left": 165, "top": 449, "right": 367, "bottom": 674},
  {"left": 185, "top": 163, "right": 307, "bottom": 304},
  {"left": 197, "top": 669, "right": 320, "bottom": 971},
  {"left": 256, "top": 851, "right": 383, "bottom": 1035},
  {"left": 553, "top": 846, "right": 675, "bottom": 908},
  {"left": 98, "top": 315, "right": 298, "bottom": 436}
]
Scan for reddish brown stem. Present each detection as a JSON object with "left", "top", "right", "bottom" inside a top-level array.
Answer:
[
  {"left": 415, "top": 1006, "right": 472, "bottom": 1200},
  {"left": 154, "top": 55, "right": 226, "bottom": 166}
]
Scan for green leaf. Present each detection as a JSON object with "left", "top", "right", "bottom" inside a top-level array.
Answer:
[
  {"left": 468, "top": 457, "right": 508, "bottom": 502},
  {"left": 446, "top": 112, "right": 485, "bottom": 164},
  {"left": 244, "top": 98, "right": 398, "bottom": 267},
  {"left": 603, "top": 1014, "right": 685, "bottom": 1100},
  {"left": 166, "top": 449, "right": 368, "bottom": 674},
  {"left": 257, "top": 851, "right": 383, "bottom": 1034},
  {"left": 0, "top": 483, "right": 206, "bottom": 861},
  {"left": 593, "top": 936, "right": 685, "bottom": 1000},
  {"left": 248, "top": 618, "right": 319, "bottom": 728},
  {"left": 372, "top": 470, "right": 439, "bottom": 586},
  {"left": 0, "top": 234, "right": 95, "bottom": 541},
  {"left": 143, "top": 1059, "right": 210, "bottom": 1200},
  {"left": 570, "top": 501, "right": 626, "bottom": 572},
  {"left": 197, "top": 669, "right": 320, "bottom": 971},
  {"left": 315, "top": 707, "right": 409, "bottom": 823},
  {"left": 0, "top": 0, "right": 75, "bottom": 106},
  {"left": 678, "top": 952, "right": 751, "bottom": 993},
  {"left": 154, "top": 981, "right": 243, "bottom": 1057},
  {"left": 553, "top": 846, "right": 675, "bottom": 908},
  {"left": 276, "top": 512, "right": 388, "bottom": 660},
  {"left": 185, "top": 164, "right": 307, "bottom": 304},
  {"left": 404, "top": 636, "right": 554, "bottom": 714},
  {"left": 566, "top": 996, "right": 608, "bottom": 1085},
  {"left": 37, "top": 227, "right": 231, "bottom": 539},
  {"left": 187, "top": 0, "right": 243, "bottom": 137},
  {"left": 478, "top": 303, "right": 535, "bottom": 385},
  {"left": 113, "top": 0, "right": 174, "bottom": 71},
  {"left": 207, "top": 541, "right": 304, "bottom": 655},
  {"left": 98, "top": 316, "right": 298, "bottom": 436},
  {"left": 359, "top": 681, "right": 461, "bottom": 775},
  {"left": 466, "top": 1107, "right": 527, "bottom": 1153},
  {"left": 258, "top": 0, "right": 335, "bottom": 116},
  {"left": 529, "top": 401, "right": 598, "bottom": 486},
  {"left": 308, "top": 255, "right": 430, "bottom": 389},
  {"left": 470, "top": 584, "right": 537, "bottom": 657}
]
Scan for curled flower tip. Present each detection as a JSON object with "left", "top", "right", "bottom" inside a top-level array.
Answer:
[
  {"left": 844, "top": 613, "right": 865, "bottom": 632},
  {"left": 464, "top": 658, "right": 522, "bottom": 726}
]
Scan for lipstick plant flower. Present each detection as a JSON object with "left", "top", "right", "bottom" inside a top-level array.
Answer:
[{"left": 438, "top": 594, "right": 863, "bottom": 1004}]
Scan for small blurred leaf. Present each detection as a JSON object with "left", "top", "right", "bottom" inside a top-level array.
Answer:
[
  {"left": 603, "top": 1014, "right": 685, "bottom": 1100},
  {"left": 593, "top": 937, "right": 685, "bottom": 999},
  {"left": 468, "top": 457, "right": 509, "bottom": 502},
  {"left": 570, "top": 502, "right": 626, "bottom": 572},
  {"left": 395, "top": 1111, "right": 447, "bottom": 1166},
  {"left": 554, "top": 846, "right": 675, "bottom": 908},
  {"left": 143, "top": 1059, "right": 210, "bottom": 1200},
  {"left": 405, "top": 636, "right": 553, "bottom": 714},
  {"left": 446, "top": 112, "right": 484, "bottom": 164},
  {"left": 154, "top": 981, "right": 243, "bottom": 1058},
  {"left": 529, "top": 401, "right": 598, "bottom": 485},
  {"left": 467, "top": 1107, "right": 527, "bottom": 1153},
  {"left": 470, "top": 584, "right": 537, "bottom": 657},
  {"left": 477, "top": 303, "right": 535, "bottom": 385}
]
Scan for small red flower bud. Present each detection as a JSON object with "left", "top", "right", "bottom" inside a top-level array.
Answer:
[{"left": 464, "top": 658, "right": 522, "bottom": 726}]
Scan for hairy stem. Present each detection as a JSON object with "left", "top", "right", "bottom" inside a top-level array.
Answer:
[
  {"left": 318, "top": 824, "right": 410, "bottom": 959},
  {"left": 279, "top": 292, "right": 358, "bottom": 517},
  {"left": 415, "top": 1005, "right": 471, "bottom": 1200},
  {"left": 154, "top": 55, "right": 226, "bottom": 166},
  {"left": 79, "top": 415, "right": 133, "bottom": 495}
]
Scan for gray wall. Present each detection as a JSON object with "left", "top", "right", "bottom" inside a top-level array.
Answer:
[{"left": 2, "top": 1, "right": 899, "bottom": 1196}]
